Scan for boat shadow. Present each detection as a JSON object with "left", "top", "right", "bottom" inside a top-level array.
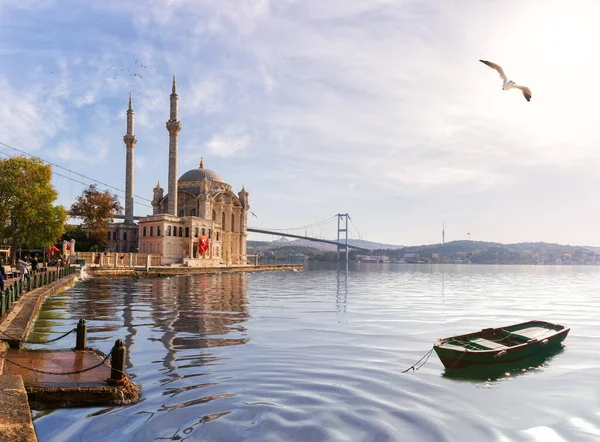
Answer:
[{"left": 441, "top": 345, "right": 565, "bottom": 382}]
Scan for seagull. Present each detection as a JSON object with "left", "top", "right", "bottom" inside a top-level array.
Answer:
[
  {"left": 479, "top": 60, "right": 532, "bottom": 102},
  {"left": 250, "top": 211, "right": 258, "bottom": 218}
]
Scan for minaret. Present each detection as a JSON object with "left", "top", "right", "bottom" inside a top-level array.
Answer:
[
  {"left": 442, "top": 220, "right": 445, "bottom": 245},
  {"left": 166, "top": 75, "right": 182, "bottom": 216},
  {"left": 123, "top": 92, "right": 137, "bottom": 224}
]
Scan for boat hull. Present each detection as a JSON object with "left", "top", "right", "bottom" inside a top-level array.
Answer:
[{"left": 433, "top": 320, "right": 570, "bottom": 369}]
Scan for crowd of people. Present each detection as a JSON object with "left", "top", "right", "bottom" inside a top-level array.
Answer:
[{"left": 0, "top": 254, "right": 71, "bottom": 291}]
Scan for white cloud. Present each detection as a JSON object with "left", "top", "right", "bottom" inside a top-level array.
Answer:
[{"left": 205, "top": 131, "right": 249, "bottom": 157}]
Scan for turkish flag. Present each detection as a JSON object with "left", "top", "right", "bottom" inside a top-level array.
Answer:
[{"left": 198, "top": 236, "right": 209, "bottom": 255}]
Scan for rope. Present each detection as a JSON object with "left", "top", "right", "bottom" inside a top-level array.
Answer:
[
  {"left": 28, "top": 328, "right": 77, "bottom": 344},
  {"left": 403, "top": 348, "right": 434, "bottom": 373},
  {"left": 4, "top": 349, "right": 112, "bottom": 376}
]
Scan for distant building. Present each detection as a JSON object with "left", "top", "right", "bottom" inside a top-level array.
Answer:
[
  {"left": 442, "top": 220, "right": 445, "bottom": 245},
  {"left": 356, "top": 255, "right": 389, "bottom": 263}
]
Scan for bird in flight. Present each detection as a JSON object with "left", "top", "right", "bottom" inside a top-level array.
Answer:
[
  {"left": 250, "top": 211, "right": 258, "bottom": 218},
  {"left": 479, "top": 60, "right": 532, "bottom": 102}
]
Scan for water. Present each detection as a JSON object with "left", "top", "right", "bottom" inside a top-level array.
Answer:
[{"left": 27, "top": 264, "right": 600, "bottom": 441}]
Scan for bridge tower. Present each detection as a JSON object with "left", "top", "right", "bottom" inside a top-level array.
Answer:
[{"left": 336, "top": 213, "right": 349, "bottom": 263}]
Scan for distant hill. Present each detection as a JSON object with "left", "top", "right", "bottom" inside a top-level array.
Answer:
[{"left": 248, "top": 238, "right": 600, "bottom": 265}]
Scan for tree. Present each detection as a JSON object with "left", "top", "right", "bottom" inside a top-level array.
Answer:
[
  {"left": 0, "top": 156, "right": 67, "bottom": 265},
  {"left": 70, "top": 184, "right": 122, "bottom": 250},
  {"left": 58, "top": 225, "right": 97, "bottom": 252}
]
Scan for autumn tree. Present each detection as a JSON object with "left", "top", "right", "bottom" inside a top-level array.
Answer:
[
  {"left": 70, "top": 184, "right": 122, "bottom": 250},
  {"left": 0, "top": 156, "right": 67, "bottom": 265}
]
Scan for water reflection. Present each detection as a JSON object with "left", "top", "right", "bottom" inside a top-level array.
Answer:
[
  {"left": 442, "top": 345, "right": 565, "bottom": 382},
  {"left": 29, "top": 273, "right": 250, "bottom": 432},
  {"left": 335, "top": 266, "right": 348, "bottom": 317}
]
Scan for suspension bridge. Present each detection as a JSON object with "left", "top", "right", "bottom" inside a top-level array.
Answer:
[{"left": 247, "top": 214, "right": 370, "bottom": 259}]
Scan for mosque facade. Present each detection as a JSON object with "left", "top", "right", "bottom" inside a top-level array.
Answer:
[{"left": 136, "top": 77, "right": 250, "bottom": 266}]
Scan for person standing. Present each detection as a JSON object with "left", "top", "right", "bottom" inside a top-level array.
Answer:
[
  {"left": 31, "top": 255, "right": 38, "bottom": 275},
  {"left": 18, "top": 259, "right": 30, "bottom": 282},
  {"left": 0, "top": 261, "right": 5, "bottom": 292}
]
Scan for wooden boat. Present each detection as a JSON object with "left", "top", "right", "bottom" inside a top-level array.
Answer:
[{"left": 433, "top": 320, "right": 569, "bottom": 369}]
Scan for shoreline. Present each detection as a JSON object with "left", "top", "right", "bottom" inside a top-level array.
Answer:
[{"left": 85, "top": 263, "right": 303, "bottom": 278}]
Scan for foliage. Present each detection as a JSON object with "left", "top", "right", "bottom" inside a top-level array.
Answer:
[
  {"left": 58, "top": 225, "right": 97, "bottom": 252},
  {"left": 0, "top": 156, "right": 67, "bottom": 264},
  {"left": 70, "top": 184, "right": 122, "bottom": 250}
]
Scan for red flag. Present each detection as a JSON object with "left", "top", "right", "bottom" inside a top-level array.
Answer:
[
  {"left": 66, "top": 244, "right": 70, "bottom": 250},
  {"left": 198, "top": 236, "right": 210, "bottom": 255}
]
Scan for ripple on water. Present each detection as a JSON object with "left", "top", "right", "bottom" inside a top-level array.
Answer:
[{"left": 29, "top": 264, "right": 600, "bottom": 441}]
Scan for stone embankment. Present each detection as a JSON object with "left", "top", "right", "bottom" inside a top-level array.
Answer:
[{"left": 87, "top": 263, "right": 303, "bottom": 278}]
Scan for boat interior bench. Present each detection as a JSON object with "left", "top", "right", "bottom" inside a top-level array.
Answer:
[
  {"left": 468, "top": 338, "right": 508, "bottom": 350},
  {"left": 468, "top": 333, "right": 532, "bottom": 350}
]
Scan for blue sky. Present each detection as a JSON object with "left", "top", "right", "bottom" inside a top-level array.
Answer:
[{"left": 2, "top": 0, "right": 600, "bottom": 246}]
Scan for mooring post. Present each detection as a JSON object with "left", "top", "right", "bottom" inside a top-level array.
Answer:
[
  {"left": 110, "top": 339, "right": 126, "bottom": 384},
  {"left": 7, "top": 287, "right": 12, "bottom": 309},
  {"left": 0, "top": 292, "right": 5, "bottom": 316},
  {"left": 27, "top": 276, "right": 31, "bottom": 291},
  {"left": 75, "top": 318, "right": 87, "bottom": 350}
]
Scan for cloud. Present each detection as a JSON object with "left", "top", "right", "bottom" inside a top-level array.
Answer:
[{"left": 205, "top": 131, "right": 250, "bottom": 157}]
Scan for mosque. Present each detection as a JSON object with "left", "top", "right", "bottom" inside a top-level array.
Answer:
[{"left": 107, "top": 77, "right": 250, "bottom": 266}]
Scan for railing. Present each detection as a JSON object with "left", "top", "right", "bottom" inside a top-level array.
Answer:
[
  {"left": 1, "top": 265, "right": 77, "bottom": 319},
  {"left": 74, "top": 252, "right": 159, "bottom": 268}
]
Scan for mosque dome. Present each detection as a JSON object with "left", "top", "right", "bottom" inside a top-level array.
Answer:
[{"left": 178, "top": 158, "right": 224, "bottom": 183}]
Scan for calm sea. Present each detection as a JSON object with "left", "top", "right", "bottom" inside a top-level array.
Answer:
[{"left": 27, "top": 264, "right": 600, "bottom": 441}]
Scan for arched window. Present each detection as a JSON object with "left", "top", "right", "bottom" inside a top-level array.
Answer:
[
  {"left": 201, "top": 228, "right": 205, "bottom": 236},
  {"left": 123, "top": 232, "right": 127, "bottom": 241},
  {"left": 185, "top": 227, "right": 189, "bottom": 237},
  {"left": 178, "top": 210, "right": 184, "bottom": 217},
  {"left": 190, "top": 208, "right": 196, "bottom": 217},
  {"left": 108, "top": 231, "right": 111, "bottom": 241},
  {"left": 194, "top": 227, "right": 198, "bottom": 237},
  {"left": 221, "top": 212, "right": 226, "bottom": 229},
  {"left": 216, "top": 232, "right": 219, "bottom": 241},
  {"left": 157, "top": 226, "right": 161, "bottom": 236},
  {"left": 167, "top": 225, "right": 171, "bottom": 236},
  {"left": 208, "top": 228, "right": 212, "bottom": 239},
  {"left": 113, "top": 231, "right": 117, "bottom": 240},
  {"left": 179, "top": 227, "right": 183, "bottom": 237},
  {"left": 143, "top": 227, "right": 147, "bottom": 237},
  {"left": 149, "top": 226, "right": 154, "bottom": 237},
  {"left": 231, "top": 214, "right": 235, "bottom": 232},
  {"left": 212, "top": 209, "right": 216, "bottom": 220}
]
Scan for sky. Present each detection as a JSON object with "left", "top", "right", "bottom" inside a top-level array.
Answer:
[{"left": 2, "top": 0, "right": 600, "bottom": 246}]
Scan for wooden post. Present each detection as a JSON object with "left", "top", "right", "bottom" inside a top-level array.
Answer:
[
  {"left": 75, "top": 318, "right": 87, "bottom": 350},
  {"left": 109, "top": 339, "right": 126, "bottom": 384}
]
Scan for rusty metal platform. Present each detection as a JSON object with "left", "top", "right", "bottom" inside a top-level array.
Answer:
[
  {"left": 3, "top": 349, "right": 139, "bottom": 410},
  {"left": 4, "top": 349, "right": 111, "bottom": 387}
]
